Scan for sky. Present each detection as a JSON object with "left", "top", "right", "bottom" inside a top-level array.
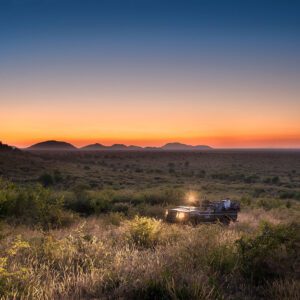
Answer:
[{"left": 1, "top": 0, "right": 300, "bottom": 148}]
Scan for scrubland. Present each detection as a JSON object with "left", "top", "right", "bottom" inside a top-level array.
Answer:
[{"left": 0, "top": 150, "right": 300, "bottom": 299}]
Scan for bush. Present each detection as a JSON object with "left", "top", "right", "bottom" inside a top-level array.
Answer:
[
  {"left": 112, "top": 202, "right": 130, "bottom": 214},
  {"left": 65, "top": 190, "right": 114, "bottom": 215},
  {"left": 128, "top": 204, "right": 165, "bottom": 219},
  {"left": 236, "top": 222, "right": 300, "bottom": 283},
  {"left": 252, "top": 188, "right": 265, "bottom": 198},
  {"left": 0, "top": 180, "right": 76, "bottom": 229},
  {"left": 103, "top": 212, "right": 125, "bottom": 226},
  {"left": 0, "top": 235, "right": 30, "bottom": 297},
  {"left": 38, "top": 173, "right": 54, "bottom": 187},
  {"left": 255, "top": 198, "right": 285, "bottom": 210},
  {"left": 264, "top": 176, "right": 281, "bottom": 185},
  {"left": 126, "top": 216, "right": 162, "bottom": 248},
  {"left": 38, "top": 171, "right": 64, "bottom": 186},
  {"left": 279, "top": 190, "right": 300, "bottom": 200},
  {"left": 139, "top": 189, "right": 184, "bottom": 206}
]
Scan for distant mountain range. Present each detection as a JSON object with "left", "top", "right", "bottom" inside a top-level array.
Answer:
[
  {"left": 81, "top": 143, "right": 143, "bottom": 151},
  {"left": 26, "top": 140, "right": 212, "bottom": 151}
]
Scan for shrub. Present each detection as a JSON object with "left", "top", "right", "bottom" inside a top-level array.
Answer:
[
  {"left": 255, "top": 198, "right": 284, "bottom": 210},
  {"left": 38, "top": 172, "right": 54, "bottom": 187},
  {"left": 135, "top": 204, "right": 165, "bottom": 219},
  {"left": 271, "top": 176, "right": 280, "bottom": 184},
  {"left": 264, "top": 176, "right": 281, "bottom": 185},
  {"left": 244, "top": 175, "right": 260, "bottom": 183},
  {"left": 140, "top": 189, "right": 184, "bottom": 206},
  {"left": 0, "top": 181, "right": 76, "bottom": 229},
  {"left": 112, "top": 202, "right": 130, "bottom": 214},
  {"left": 197, "top": 170, "right": 206, "bottom": 178},
  {"left": 252, "top": 188, "right": 265, "bottom": 198},
  {"left": 0, "top": 235, "right": 30, "bottom": 297},
  {"left": 103, "top": 212, "right": 125, "bottom": 226},
  {"left": 279, "top": 190, "right": 300, "bottom": 200},
  {"left": 126, "top": 216, "right": 162, "bottom": 248},
  {"left": 53, "top": 169, "right": 63, "bottom": 183},
  {"left": 91, "top": 194, "right": 113, "bottom": 214},
  {"left": 65, "top": 190, "right": 114, "bottom": 215},
  {"left": 236, "top": 222, "right": 300, "bottom": 283}
]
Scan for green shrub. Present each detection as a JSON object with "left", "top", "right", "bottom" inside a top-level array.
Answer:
[
  {"left": 0, "top": 235, "right": 31, "bottom": 297},
  {"left": 0, "top": 180, "right": 76, "bottom": 229},
  {"left": 141, "top": 189, "right": 184, "bottom": 206},
  {"left": 91, "top": 194, "right": 113, "bottom": 214},
  {"left": 279, "top": 190, "right": 300, "bottom": 200},
  {"left": 255, "top": 198, "right": 284, "bottom": 210},
  {"left": 126, "top": 216, "right": 162, "bottom": 248},
  {"left": 236, "top": 222, "right": 300, "bottom": 283},
  {"left": 103, "top": 212, "right": 125, "bottom": 226},
  {"left": 65, "top": 190, "right": 114, "bottom": 215},
  {"left": 131, "top": 204, "right": 165, "bottom": 219},
  {"left": 207, "top": 243, "right": 237, "bottom": 275}
]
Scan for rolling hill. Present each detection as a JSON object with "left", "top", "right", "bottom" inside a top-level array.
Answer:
[
  {"left": 27, "top": 140, "right": 77, "bottom": 151},
  {"left": 26, "top": 140, "right": 212, "bottom": 151},
  {"left": 80, "top": 143, "right": 106, "bottom": 150},
  {"left": 161, "top": 142, "right": 212, "bottom": 150}
]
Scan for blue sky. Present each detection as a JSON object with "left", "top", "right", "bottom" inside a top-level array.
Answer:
[{"left": 1, "top": 0, "right": 300, "bottom": 147}]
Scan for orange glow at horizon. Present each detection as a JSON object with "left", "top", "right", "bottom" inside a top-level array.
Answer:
[
  {"left": 1, "top": 70, "right": 300, "bottom": 149},
  {"left": 3, "top": 133, "right": 300, "bottom": 149}
]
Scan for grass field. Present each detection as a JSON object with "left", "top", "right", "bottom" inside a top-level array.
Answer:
[{"left": 0, "top": 149, "right": 300, "bottom": 299}]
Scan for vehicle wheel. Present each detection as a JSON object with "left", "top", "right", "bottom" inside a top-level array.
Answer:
[
  {"left": 190, "top": 217, "right": 199, "bottom": 226},
  {"left": 220, "top": 217, "right": 230, "bottom": 226}
]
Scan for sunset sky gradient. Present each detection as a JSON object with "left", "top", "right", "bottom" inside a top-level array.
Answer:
[{"left": 1, "top": 0, "right": 300, "bottom": 148}]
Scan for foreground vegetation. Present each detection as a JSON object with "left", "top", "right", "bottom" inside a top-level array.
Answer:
[
  {"left": 0, "top": 150, "right": 300, "bottom": 298},
  {"left": 0, "top": 177, "right": 299, "bottom": 299}
]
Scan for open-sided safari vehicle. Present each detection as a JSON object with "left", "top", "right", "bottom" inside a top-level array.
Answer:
[{"left": 165, "top": 199, "right": 240, "bottom": 225}]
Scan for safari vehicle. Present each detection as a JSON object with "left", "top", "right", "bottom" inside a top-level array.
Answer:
[{"left": 165, "top": 199, "right": 240, "bottom": 225}]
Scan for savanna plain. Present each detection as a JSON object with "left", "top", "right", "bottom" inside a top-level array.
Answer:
[{"left": 0, "top": 148, "right": 300, "bottom": 299}]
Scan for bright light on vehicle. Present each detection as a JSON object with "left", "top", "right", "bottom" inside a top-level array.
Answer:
[
  {"left": 165, "top": 210, "right": 168, "bottom": 217},
  {"left": 177, "top": 212, "right": 185, "bottom": 220},
  {"left": 186, "top": 191, "right": 198, "bottom": 204},
  {"left": 188, "top": 194, "right": 195, "bottom": 202}
]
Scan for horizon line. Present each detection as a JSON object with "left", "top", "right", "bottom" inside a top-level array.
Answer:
[{"left": 2, "top": 140, "right": 300, "bottom": 150}]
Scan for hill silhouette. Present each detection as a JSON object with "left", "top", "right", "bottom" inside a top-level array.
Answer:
[
  {"left": 81, "top": 143, "right": 106, "bottom": 150},
  {"left": 162, "top": 142, "right": 212, "bottom": 150},
  {"left": 110, "top": 144, "right": 128, "bottom": 150},
  {"left": 0, "top": 141, "right": 19, "bottom": 152},
  {"left": 26, "top": 140, "right": 212, "bottom": 151},
  {"left": 27, "top": 140, "right": 77, "bottom": 150}
]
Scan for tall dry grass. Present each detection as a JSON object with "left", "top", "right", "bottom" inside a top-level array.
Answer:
[{"left": 1, "top": 213, "right": 299, "bottom": 299}]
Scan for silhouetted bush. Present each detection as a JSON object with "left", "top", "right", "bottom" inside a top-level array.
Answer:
[
  {"left": 112, "top": 202, "right": 130, "bottom": 214},
  {"left": 252, "top": 188, "right": 265, "bottom": 198},
  {"left": 38, "top": 173, "right": 54, "bottom": 187},
  {"left": 264, "top": 176, "right": 281, "bottom": 185},
  {"left": 53, "top": 169, "right": 63, "bottom": 183}
]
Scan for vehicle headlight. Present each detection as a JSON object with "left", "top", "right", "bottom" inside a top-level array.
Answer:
[
  {"left": 177, "top": 212, "right": 186, "bottom": 220},
  {"left": 165, "top": 210, "right": 169, "bottom": 217}
]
